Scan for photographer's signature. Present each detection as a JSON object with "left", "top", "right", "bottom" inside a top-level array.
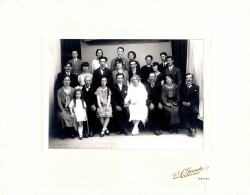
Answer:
[{"left": 173, "top": 166, "right": 209, "bottom": 179}]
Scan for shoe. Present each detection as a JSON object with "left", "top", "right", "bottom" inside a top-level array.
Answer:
[
  {"left": 60, "top": 134, "right": 66, "bottom": 140},
  {"left": 154, "top": 130, "right": 160, "bottom": 135},
  {"left": 123, "top": 130, "right": 129, "bottom": 135},
  {"left": 83, "top": 134, "right": 89, "bottom": 138},
  {"left": 79, "top": 137, "right": 83, "bottom": 140},
  {"left": 71, "top": 134, "right": 75, "bottom": 139},
  {"left": 105, "top": 129, "right": 110, "bottom": 135},
  {"left": 169, "top": 129, "right": 173, "bottom": 134},
  {"left": 187, "top": 129, "right": 192, "bottom": 136},
  {"left": 176, "top": 128, "right": 181, "bottom": 134},
  {"left": 88, "top": 132, "right": 94, "bottom": 137},
  {"left": 100, "top": 131, "right": 105, "bottom": 137},
  {"left": 159, "top": 130, "right": 162, "bottom": 134},
  {"left": 117, "top": 131, "right": 121, "bottom": 135},
  {"left": 191, "top": 128, "right": 196, "bottom": 136}
]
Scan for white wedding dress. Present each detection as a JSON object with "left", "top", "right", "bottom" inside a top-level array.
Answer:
[{"left": 125, "top": 82, "right": 148, "bottom": 123}]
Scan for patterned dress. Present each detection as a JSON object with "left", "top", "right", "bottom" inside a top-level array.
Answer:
[{"left": 94, "top": 87, "right": 113, "bottom": 118}]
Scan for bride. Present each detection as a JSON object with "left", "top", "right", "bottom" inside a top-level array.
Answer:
[{"left": 124, "top": 75, "right": 148, "bottom": 135}]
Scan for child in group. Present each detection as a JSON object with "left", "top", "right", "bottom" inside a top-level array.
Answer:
[
  {"left": 94, "top": 77, "right": 113, "bottom": 137},
  {"left": 69, "top": 88, "right": 88, "bottom": 140}
]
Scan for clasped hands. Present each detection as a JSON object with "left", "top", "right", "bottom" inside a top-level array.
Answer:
[
  {"left": 182, "top": 102, "right": 191, "bottom": 107},
  {"left": 149, "top": 103, "right": 163, "bottom": 110}
]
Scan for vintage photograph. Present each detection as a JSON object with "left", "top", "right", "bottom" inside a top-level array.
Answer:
[{"left": 48, "top": 39, "right": 204, "bottom": 149}]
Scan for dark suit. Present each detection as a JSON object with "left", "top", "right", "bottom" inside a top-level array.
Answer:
[
  {"left": 92, "top": 67, "right": 113, "bottom": 88},
  {"left": 54, "top": 72, "right": 78, "bottom": 93},
  {"left": 128, "top": 68, "right": 140, "bottom": 82},
  {"left": 111, "top": 84, "right": 130, "bottom": 133},
  {"left": 140, "top": 65, "right": 153, "bottom": 84},
  {"left": 82, "top": 84, "right": 100, "bottom": 134},
  {"left": 68, "top": 58, "right": 83, "bottom": 76},
  {"left": 158, "top": 62, "right": 168, "bottom": 73},
  {"left": 144, "top": 82, "right": 163, "bottom": 131},
  {"left": 163, "top": 66, "right": 182, "bottom": 88},
  {"left": 179, "top": 84, "right": 199, "bottom": 129}
]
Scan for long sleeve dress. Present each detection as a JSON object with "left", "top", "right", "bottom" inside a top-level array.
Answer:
[
  {"left": 125, "top": 82, "right": 148, "bottom": 122},
  {"left": 161, "top": 83, "right": 180, "bottom": 125},
  {"left": 57, "top": 86, "right": 76, "bottom": 129}
]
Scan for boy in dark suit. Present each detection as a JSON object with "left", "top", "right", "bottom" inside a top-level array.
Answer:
[
  {"left": 68, "top": 50, "right": 84, "bottom": 76},
  {"left": 180, "top": 73, "right": 199, "bottom": 136},
  {"left": 111, "top": 73, "right": 130, "bottom": 135},
  {"left": 158, "top": 52, "right": 168, "bottom": 73},
  {"left": 140, "top": 55, "right": 153, "bottom": 84},
  {"left": 128, "top": 60, "right": 140, "bottom": 82},
  {"left": 92, "top": 56, "right": 113, "bottom": 88}
]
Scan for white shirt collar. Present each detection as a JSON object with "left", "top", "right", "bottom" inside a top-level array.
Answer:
[{"left": 65, "top": 71, "right": 70, "bottom": 75}]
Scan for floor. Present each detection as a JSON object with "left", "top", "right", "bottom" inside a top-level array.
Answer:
[{"left": 49, "top": 128, "right": 203, "bottom": 150}]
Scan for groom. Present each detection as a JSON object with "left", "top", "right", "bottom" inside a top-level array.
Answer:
[{"left": 111, "top": 73, "right": 130, "bottom": 135}]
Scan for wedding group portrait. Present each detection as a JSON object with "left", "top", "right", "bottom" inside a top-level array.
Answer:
[{"left": 47, "top": 39, "right": 204, "bottom": 149}]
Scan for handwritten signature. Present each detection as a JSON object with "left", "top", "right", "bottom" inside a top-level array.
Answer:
[{"left": 173, "top": 166, "right": 209, "bottom": 179}]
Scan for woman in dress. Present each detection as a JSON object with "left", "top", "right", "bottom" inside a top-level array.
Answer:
[
  {"left": 57, "top": 75, "right": 76, "bottom": 139},
  {"left": 95, "top": 77, "right": 113, "bottom": 137},
  {"left": 125, "top": 75, "right": 148, "bottom": 135},
  {"left": 91, "top": 49, "right": 104, "bottom": 73},
  {"left": 152, "top": 62, "right": 165, "bottom": 86},
  {"left": 161, "top": 74, "right": 180, "bottom": 134},
  {"left": 112, "top": 58, "right": 129, "bottom": 86}
]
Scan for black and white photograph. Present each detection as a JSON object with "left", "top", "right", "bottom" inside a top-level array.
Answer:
[
  {"left": 1, "top": 0, "right": 249, "bottom": 194},
  {"left": 48, "top": 39, "right": 204, "bottom": 149}
]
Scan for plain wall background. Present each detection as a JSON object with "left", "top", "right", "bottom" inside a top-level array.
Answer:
[{"left": 81, "top": 40, "right": 172, "bottom": 68}]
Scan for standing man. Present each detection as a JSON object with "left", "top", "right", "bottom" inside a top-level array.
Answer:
[
  {"left": 144, "top": 73, "right": 163, "bottom": 135},
  {"left": 68, "top": 50, "right": 83, "bottom": 76},
  {"left": 179, "top": 73, "right": 199, "bottom": 136},
  {"left": 140, "top": 55, "right": 153, "bottom": 84},
  {"left": 82, "top": 75, "right": 99, "bottom": 137},
  {"left": 93, "top": 56, "right": 113, "bottom": 88},
  {"left": 163, "top": 56, "right": 182, "bottom": 88},
  {"left": 111, "top": 73, "right": 130, "bottom": 135},
  {"left": 158, "top": 52, "right": 168, "bottom": 73},
  {"left": 110, "top": 47, "right": 130, "bottom": 71},
  {"left": 54, "top": 62, "right": 78, "bottom": 93}
]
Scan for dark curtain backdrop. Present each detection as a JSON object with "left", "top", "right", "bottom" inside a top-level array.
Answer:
[
  {"left": 60, "top": 39, "right": 82, "bottom": 72},
  {"left": 171, "top": 40, "right": 187, "bottom": 86}
]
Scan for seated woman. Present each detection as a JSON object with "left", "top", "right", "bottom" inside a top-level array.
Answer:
[
  {"left": 57, "top": 75, "right": 76, "bottom": 139},
  {"left": 78, "top": 62, "right": 93, "bottom": 87},
  {"left": 112, "top": 58, "right": 129, "bottom": 86},
  {"left": 95, "top": 77, "right": 113, "bottom": 137},
  {"left": 125, "top": 75, "right": 148, "bottom": 135},
  {"left": 152, "top": 62, "right": 165, "bottom": 86},
  {"left": 161, "top": 74, "right": 180, "bottom": 134}
]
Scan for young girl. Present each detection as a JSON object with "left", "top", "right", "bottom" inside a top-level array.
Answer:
[
  {"left": 69, "top": 88, "right": 88, "bottom": 140},
  {"left": 94, "top": 77, "right": 113, "bottom": 137}
]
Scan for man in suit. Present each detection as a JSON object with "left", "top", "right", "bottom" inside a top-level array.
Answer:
[
  {"left": 110, "top": 47, "right": 130, "bottom": 71},
  {"left": 140, "top": 55, "right": 153, "bottom": 84},
  {"left": 82, "top": 75, "right": 99, "bottom": 137},
  {"left": 93, "top": 56, "right": 113, "bottom": 88},
  {"left": 54, "top": 62, "right": 78, "bottom": 93},
  {"left": 179, "top": 73, "right": 199, "bottom": 136},
  {"left": 144, "top": 73, "right": 163, "bottom": 135},
  {"left": 68, "top": 50, "right": 83, "bottom": 76},
  {"left": 158, "top": 52, "right": 168, "bottom": 73},
  {"left": 163, "top": 56, "right": 182, "bottom": 88},
  {"left": 111, "top": 73, "right": 130, "bottom": 135},
  {"left": 128, "top": 60, "right": 140, "bottom": 82}
]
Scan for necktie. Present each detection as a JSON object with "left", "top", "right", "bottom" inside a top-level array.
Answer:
[{"left": 86, "top": 86, "right": 90, "bottom": 91}]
